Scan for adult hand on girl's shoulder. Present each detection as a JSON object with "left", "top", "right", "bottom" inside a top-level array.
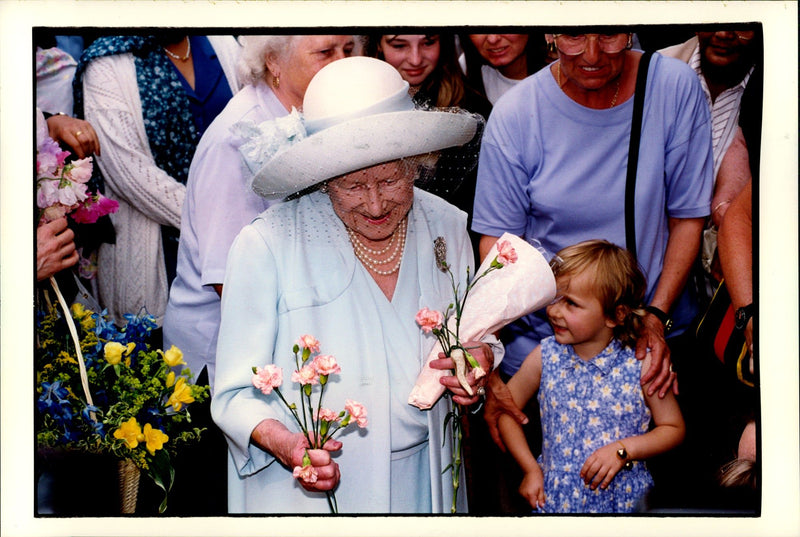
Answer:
[
  {"left": 580, "top": 443, "right": 627, "bottom": 491},
  {"left": 635, "top": 313, "right": 677, "bottom": 398},
  {"left": 519, "top": 464, "right": 546, "bottom": 510}
]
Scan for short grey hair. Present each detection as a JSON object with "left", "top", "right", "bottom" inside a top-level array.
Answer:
[{"left": 237, "top": 35, "right": 302, "bottom": 86}]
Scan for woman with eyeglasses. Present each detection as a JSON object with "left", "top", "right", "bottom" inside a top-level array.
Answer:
[{"left": 472, "top": 29, "right": 714, "bottom": 510}]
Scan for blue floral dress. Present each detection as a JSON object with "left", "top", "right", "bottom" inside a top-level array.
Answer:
[{"left": 536, "top": 336, "right": 654, "bottom": 513}]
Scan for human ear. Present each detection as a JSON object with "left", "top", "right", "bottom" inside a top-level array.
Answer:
[{"left": 605, "top": 305, "right": 627, "bottom": 329}]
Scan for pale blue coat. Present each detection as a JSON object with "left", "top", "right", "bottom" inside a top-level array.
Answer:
[{"left": 211, "top": 188, "right": 472, "bottom": 513}]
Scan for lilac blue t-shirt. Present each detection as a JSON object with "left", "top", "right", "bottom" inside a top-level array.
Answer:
[{"left": 472, "top": 52, "right": 713, "bottom": 375}]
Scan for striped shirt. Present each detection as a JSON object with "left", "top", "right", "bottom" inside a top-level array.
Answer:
[{"left": 689, "top": 43, "right": 754, "bottom": 180}]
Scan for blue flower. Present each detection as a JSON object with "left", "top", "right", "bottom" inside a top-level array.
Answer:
[
  {"left": 82, "top": 405, "right": 105, "bottom": 436},
  {"left": 37, "top": 381, "right": 74, "bottom": 423}
]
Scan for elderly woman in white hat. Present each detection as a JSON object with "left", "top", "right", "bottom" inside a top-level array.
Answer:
[{"left": 211, "top": 56, "right": 491, "bottom": 513}]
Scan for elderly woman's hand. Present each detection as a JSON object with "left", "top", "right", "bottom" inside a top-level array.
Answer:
[
  {"left": 635, "top": 314, "right": 677, "bottom": 398},
  {"left": 433, "top": 341, "right": 493, "bottom": 406},
  {"left": 252, "top": 419, "right": 342, "bottom": 492},
  {"left": 46, "top": 115, "right": 101, "bottom": 159},
  {"left": 483, "top": 370, "right": 528, "bottom": 452}
]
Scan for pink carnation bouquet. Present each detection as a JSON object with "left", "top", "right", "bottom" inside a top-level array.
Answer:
[{"left": 251, "top": 335, "right": 368, "bottom": 513}]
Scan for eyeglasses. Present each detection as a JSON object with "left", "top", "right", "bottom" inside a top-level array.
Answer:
[
  {"left": 327, "top": 176, "right": 414, "bottom": 202},
  {"left": 733, "top": 31, "right": 755, "bottom": 41},
  {"left": 552, "top": 33, "right": 632, "bottom": 56}
]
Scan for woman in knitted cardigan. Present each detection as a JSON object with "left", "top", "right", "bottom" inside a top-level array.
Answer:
[{"left": 76, "top": 33, "right": 241, "bottom": 329}]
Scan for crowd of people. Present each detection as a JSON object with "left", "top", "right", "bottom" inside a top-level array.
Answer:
[{"left": 35, "top": 26, "right": 760, "bottom": 515}]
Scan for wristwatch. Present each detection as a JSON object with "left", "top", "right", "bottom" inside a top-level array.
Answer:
[
  {"left": 645, "top": 305, "right": 673, "bottom": 333},
  {"left": 735, "top": 303, "right": 754, "bottom": 330}
]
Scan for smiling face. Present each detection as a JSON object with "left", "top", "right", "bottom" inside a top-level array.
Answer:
[
  {"left": 379, "top": 35, "right": 441, "bottom": 89},
  {"left": 697, "top": 30, "right": 756, "bottom": 70},
  {"left": 269, "top": 35, "right": 356, "bottom": 109},
  {"left": 555, "top": 34, "right": 629, "bottom": 95},
  {"left": 469, "top": 34, "right": 529, "bottom": 79},
  {"left": 546, "top": 270, "right": 617, "bottom": 360},
  {"left": 326, "top": 160, "right": 416, "bottom": 248}
]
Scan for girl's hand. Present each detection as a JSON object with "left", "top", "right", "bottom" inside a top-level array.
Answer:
[
  {"left": 434, "top": 341, "right": 493, "bottom": 406},
  {"left": 580, "top": 443, "right": 626, "bottom": 490},
  {"left": 519, "top": 465, "right": 546, "bottom": 510}
]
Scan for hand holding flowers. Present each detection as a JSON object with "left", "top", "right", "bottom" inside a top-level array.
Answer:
[{"left": 251, "top": 335, "right": 367, "bottom": 513}]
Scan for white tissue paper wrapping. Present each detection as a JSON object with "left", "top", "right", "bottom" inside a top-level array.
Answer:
[{"left": 408, "top": 233, "right": 557, "bottom": 409}]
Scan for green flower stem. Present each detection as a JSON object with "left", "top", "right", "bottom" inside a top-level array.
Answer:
[
  {"left": 274, "top": 387, "right": 313, "bottom": 447},
  {"left": 326, "top": 490, "right": 338, "bottom": 513}
]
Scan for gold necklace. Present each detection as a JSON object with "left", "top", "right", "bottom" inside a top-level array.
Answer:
[
  {"left": 557, "top": 61, "right": 622, "bottom": 108},
  {"left": 347, "top": 218, "right": 407, "bottom": 276},
  {"left": 163, "top": 36, "right": 191, "bottom": 61}
]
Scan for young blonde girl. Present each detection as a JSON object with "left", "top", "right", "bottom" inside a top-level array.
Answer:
[{"left": 498, "top": 240, "right": 685, "bottom": 513}]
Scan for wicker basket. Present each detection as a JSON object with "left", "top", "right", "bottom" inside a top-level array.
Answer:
[{"left": 118, "top": 459, "right": 141, "bottom": 514}]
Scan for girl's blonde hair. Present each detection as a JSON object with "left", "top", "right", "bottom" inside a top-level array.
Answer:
[{"left": 550, "top": 239, "right": 646, "bottom": 348}]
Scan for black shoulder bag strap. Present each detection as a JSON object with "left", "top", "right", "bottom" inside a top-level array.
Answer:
[{"left": 625, "top": 50, "right": 654, "bottom": 261}]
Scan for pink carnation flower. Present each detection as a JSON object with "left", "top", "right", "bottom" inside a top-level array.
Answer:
[
  {"left": 415, "top": 307, "right": 443, "bottom": 333},
  {"left": 496, "top": 240, "right": 518, "bottom": 265},
  {"left": 345, "top": 399, "right": 368, "bottom": 428},
  {"left": 315, "top": 408, "right": 339, "bottom": 423},
  {"left": 312, "top": 354, "right": 341, "bottom": 377},
  {"left": 291, "top": 365, "right": 319, "bottom": 386},
  {"left": 252, "top": 364, "right": 283, "bottom": 395},
  {"left": 296, "top": 334, "right": 321, "bottom": 353},
  {"left": 292, "top": 464, "right": 318, "bottom": 484}
]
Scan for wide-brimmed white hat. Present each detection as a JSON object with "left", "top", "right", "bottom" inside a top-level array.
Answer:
[{"left": 246, "top": 56, "right": 481, "bottom": 200}]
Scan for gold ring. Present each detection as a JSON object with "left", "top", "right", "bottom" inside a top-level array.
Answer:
[
  {"left": 75, "top": 131, "right": 83, "bottom": 137},
  {"left": 669, "top": 364, "right": 674, "bottom": 373}
]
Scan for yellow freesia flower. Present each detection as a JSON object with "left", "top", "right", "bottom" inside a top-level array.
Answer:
[
  {"left": 113, "top": 417, "right": 143, "bottom": 450},
  {"left": 70, "top": 303, "right": 96, "bottom": 330},
  {"left": 104, "top": 341, "right": 135, "bottom": 365},
  {"left": 143, "top": 423, "right": 169, "bottom": 455},
  {"left": 159, "top": 345, "right": 185, "bottom": 367},
  {"left": 166, "top": 377, "right": 194, "bottom": 411},
  {"left": 166, "top": 371, "right": 176, "bottom": 387}
]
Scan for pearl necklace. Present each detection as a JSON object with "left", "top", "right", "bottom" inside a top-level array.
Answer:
[
  {"left": 163, "top": 36, "right": 192, "bottom": 61},
  {"left": 347, "top": 218, "right": 407, "bottom": 276},
  {"left": 557, "top": 61, "right": 621, "bottom": 108}
]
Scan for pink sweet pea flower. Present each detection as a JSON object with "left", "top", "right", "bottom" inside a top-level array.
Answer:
[
  {"left": 315, "top": 408, "right": 339, "bottom": 423},
  {"left": 291, "top": 365, "right": 319, "bottom": 386},
  {"left": 37, "top": 179, "right": 61, "bottom": 209},
  {"left": 496, "top": 240, "right": 518, "bottom": 265},
  {"left": 296, "top": 334, "right": 321, "bottom": 353},
  {"left": 345, "top": 399, "right": 368, "bottom": 428},
  {"left": 415, "top": 307, "right": 443, "bottom": 333},
  {"left": 71, "top": 193, "right": 119, "bottom": 224},
  {"left": 292, "top": 464, "right": 318, "bottom": 484},
  {"left": 312, "top": 354, "right": 341, "bottom": 377},
  {"left": 252, "top": 364, "right": 283, "bottom": 395},
  {"left": 57, "top": 181, "right": 88, "bottom": 207},
  {"left": 65, "top": 157, "right": 94, "bottom": 183}
]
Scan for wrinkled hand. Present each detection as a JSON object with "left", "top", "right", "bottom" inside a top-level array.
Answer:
[
  {"left": 433, "top": 340, "right": 493, "bottom": 406},
  {"left": 519, "top": 466, "right": 546, "bottom": 510},
  {"left": 46, "top": 115, "right": 101, "bottom": 158},
  {"left": 286, "top": 432, "right": 342, "bottom": 493},
  {"left": 580, "top": 443, "right": 626, "bottom": 490},
  {"left": 484, "top": 371, "right": 528, "bottom": 452},
  {"left": 37, "top": 217, "right": 78, "bottom": 281},
  {"left": 635, "top": 314, "right": 677, "bottom": 397}
]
